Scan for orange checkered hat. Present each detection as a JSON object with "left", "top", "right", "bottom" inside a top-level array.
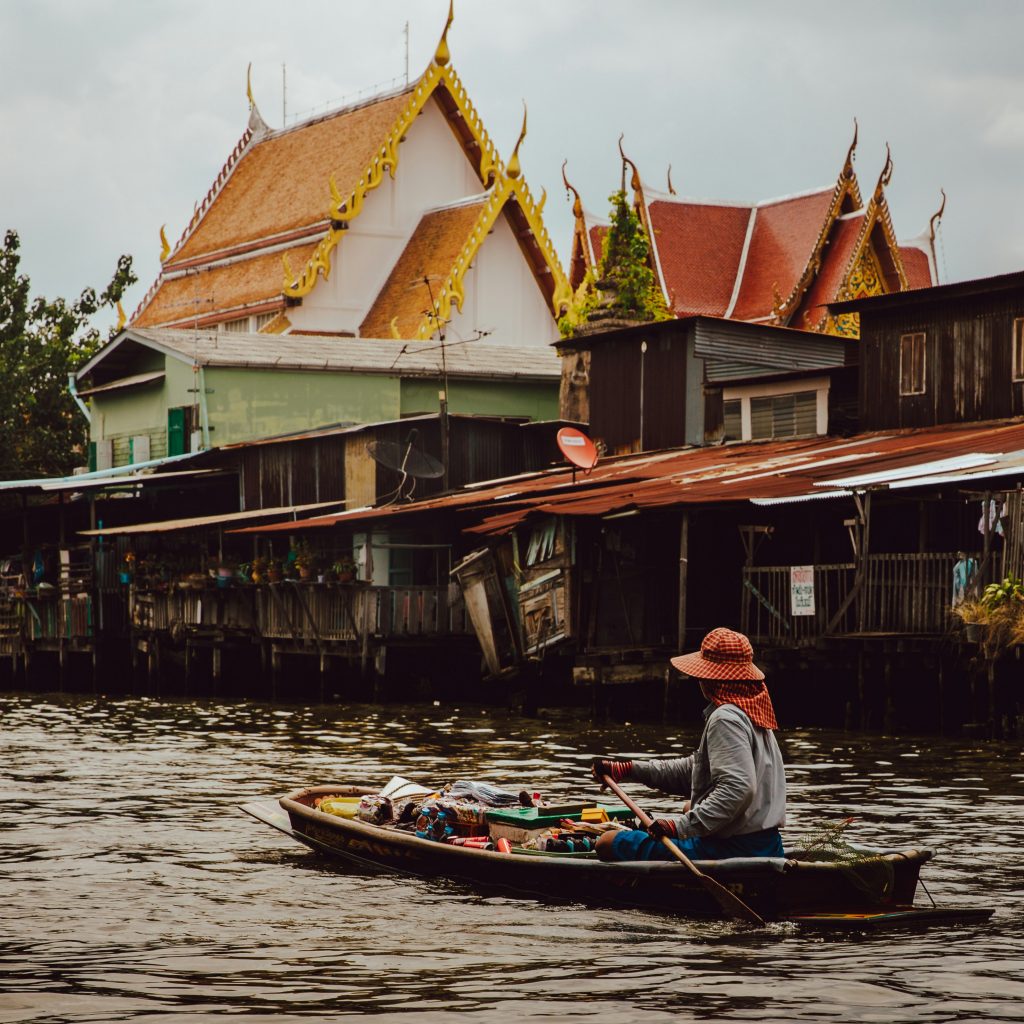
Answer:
[{"left": 670, "top": 627, "right": 765, "bottom": 682}]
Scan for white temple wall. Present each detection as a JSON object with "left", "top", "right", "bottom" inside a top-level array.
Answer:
[
  {"left": 290, "top": 98, "right": 483, "bottom": 335},
  {"left": 446, "top": 211, "right": 559, "bottom": 347}
]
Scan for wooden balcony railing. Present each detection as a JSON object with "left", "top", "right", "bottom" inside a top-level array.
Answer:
[{"left": 741, "top": 551, "right": 972, "bottom": 646}]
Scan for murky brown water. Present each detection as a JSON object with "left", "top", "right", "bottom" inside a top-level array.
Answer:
[{"left": 1, "top": 692, "right": 1022, "bottom": 1023}]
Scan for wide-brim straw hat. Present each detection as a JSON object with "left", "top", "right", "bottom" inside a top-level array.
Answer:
[{"left": 670, "top": 626, "right": 765, "bottom": 682}]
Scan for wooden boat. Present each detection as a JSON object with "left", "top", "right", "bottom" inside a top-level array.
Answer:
[{"left": 241, "top": 784, "right": 993, "bottom": 931}]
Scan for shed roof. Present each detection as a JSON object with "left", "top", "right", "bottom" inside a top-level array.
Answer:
[
  {"left": 233, "top": 418, "right": 1024, "bottom": 536},
  {"left": 80, "top": 328, "right": 561, "bottom": 382}
]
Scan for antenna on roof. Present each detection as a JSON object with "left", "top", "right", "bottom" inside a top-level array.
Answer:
[
  {"left": 367, "top": 429, "right": 446, "bottom": 504},
  {"left": 404, "top": 21, "right": 410, "bottom": 85}
]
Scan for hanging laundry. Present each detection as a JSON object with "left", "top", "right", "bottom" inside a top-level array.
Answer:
[
  {"left": 952, "top": 553, "right": 977, "bottom": 607},
  {"left": 978, "top": 499, "right": 1006, "bottom": 538}
]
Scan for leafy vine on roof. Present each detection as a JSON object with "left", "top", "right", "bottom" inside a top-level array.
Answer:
[{"left": 559, "top": 190, "right": 670, "bottom": 336}]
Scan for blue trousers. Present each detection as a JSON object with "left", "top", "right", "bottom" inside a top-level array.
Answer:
[{"left": 608, "top": 826, "right": 784, "bottom": 862}]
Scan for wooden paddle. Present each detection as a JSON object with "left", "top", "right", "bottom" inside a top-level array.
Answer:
[{"left": 602, "top": 775, "right": 765, "bottom": 927}]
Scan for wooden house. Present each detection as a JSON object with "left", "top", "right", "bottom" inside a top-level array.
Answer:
[
  {"left": 76, "top": 327, "right": 560, "bottom": 469},
  {"left": 556, "top": 316, "right": 857, "bottom": 453},
  {"left": 831, "top": 269, "right": 1024, "bottom": 431}
]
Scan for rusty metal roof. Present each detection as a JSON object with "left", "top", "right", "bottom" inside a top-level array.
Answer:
[{"left": 231, "top": 419, "right": 1024, "bottom": 537}]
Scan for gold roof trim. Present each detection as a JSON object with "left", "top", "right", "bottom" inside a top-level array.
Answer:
[
  {"left": 411, "top": 172, "right": 572, "bottom": 340},
  {"left": 772, "top": 125, "right": 865, "bottom": 324},
  {"left": 283, "top": 58, "right": 505, "bottom": 300}
]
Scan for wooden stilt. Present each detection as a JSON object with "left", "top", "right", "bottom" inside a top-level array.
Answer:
[{"left": 883, "top": 653, "right": 894, "bottom": 734}]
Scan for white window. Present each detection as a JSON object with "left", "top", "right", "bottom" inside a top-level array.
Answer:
[
  {"left": 749, "top": 392, "right": 817, "bottom": 439},
  {"left": 721, "top": 377, "right": 829, "bottom": 441},
  {"left": 899, "top": 332, "right": 926, "bottom": 395},
  {"left": 220, "top": 316, "right": 249, "bottom": 333},
  {"left": 1014, "top": 319, "right": 1024, "bottom": 382},
  {"left": 254, "top": 311, "right": 277, "bottom": 332}
]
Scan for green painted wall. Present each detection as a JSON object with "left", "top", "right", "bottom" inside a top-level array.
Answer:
[
  {"left": 205, "top": 367, "right": 401, "bottom": 445},
  {"left": 89, "top": 353, "right": 559, "bottom": 459},
  {"left": 399, "top": 378, "right": 558, "bottom": 421}
]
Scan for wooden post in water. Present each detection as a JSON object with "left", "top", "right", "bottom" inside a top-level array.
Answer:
[
  {"left": 883, "top": 651, "right": 894, "bottom": 734},
  {"left": 677, "top": 512, "right": 689, "bottom": 651}
]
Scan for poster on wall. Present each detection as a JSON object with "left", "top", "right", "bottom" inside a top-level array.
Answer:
[{"left": 790, "top": 565, "right": 816, "bottom": 616}]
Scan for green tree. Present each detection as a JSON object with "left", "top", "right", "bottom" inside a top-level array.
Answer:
[
  {"left": 0, "top": 230, "right": 136, "bottom": 479},
  {"left": 559, "top": 189, "right": 670, "bottom": 336}
]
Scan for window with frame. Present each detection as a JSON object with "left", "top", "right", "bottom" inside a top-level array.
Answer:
[
  {"left": 722, "top": 399, "right": 742, "bottom": 441},
  {"left": 899, "top": 332, "right": 926, "bottom": 395},
  {"left": 220, "top": 316, "right": 249, "bottom": 333},
  {"left": 1014, "top": 318, "right": 1024, "bottom": 382},
  {"left": 749, "top": 391, "right": 817, "bottom": 440}
]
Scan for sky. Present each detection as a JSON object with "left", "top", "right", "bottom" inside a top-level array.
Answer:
[{"left": 3, "top": 0, "right": 1024, "bottom": 331}]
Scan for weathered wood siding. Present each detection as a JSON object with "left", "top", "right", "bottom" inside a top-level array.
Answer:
[
  {"left": 588, "top": 322, "right": 690, "bottom": 452},
  {"left": 860, "top": 292, "right": 1024, "bottom": 430}
]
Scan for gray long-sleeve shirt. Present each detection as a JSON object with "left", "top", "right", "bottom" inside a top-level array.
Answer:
[{"left": 630, "top": 702, "right": 786, "bottom": 839}]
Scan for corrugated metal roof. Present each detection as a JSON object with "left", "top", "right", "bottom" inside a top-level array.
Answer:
[
  {"left": 89, "top": 328, "right": 561, "bottom": 382},
  {"left": 78, "top": 500, "right": 345, "bottom": 536},
  {"left": 229, "top": 419, "right": 1024, "bottom": 537},
  {"left": 0, "top": 452, "right": 206, "bottom": 493}
]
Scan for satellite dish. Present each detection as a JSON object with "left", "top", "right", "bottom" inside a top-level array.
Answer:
[
  {"left": 366, "top": 429, "right": 445, "bottom": 504},
  {"left": 557, "top": 427, "right": 599, "bottom": 473}
]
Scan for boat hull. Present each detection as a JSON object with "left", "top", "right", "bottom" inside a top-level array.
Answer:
[{"left": 266, "top": 786, "right": 932, "bottom": 922}]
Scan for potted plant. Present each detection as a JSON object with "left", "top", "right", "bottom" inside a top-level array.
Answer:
[
  {"left": 266, "top": 557, "right": 283, "bottom": 583},
  {"left": 952, "top": 600, "right": 988, "bottom": 643},
  {"left": 250, "top": 556, "right": 267, "bottom": 584},
  {"left": 293, "top": 541, "right": 317, "bottom": 581},
  {"left": 333, "top": 556, "right": 356, "bottom": 583}
]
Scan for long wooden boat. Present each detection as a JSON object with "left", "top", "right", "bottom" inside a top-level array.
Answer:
[{"left": 241, "top": 784, "right": 993, "bottom": 931}]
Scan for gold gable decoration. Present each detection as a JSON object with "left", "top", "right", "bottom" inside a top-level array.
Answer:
[
  {"left": 412, "top": 171, "right": 573, "bottom": 340},
  {"left": 827, "top": 246, "right": 885, "bottom": 338},
  {"left": 283, "top": 12, "right": 507, "bottom": 300}
]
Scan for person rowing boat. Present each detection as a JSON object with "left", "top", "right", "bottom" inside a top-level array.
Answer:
[{"left": 591, "top": 627, "right": 786, "bottom": 863}]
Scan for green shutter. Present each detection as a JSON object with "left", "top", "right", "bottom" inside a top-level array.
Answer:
[{"left": 167, "top": 407, "right": 186, "bottom": 456}]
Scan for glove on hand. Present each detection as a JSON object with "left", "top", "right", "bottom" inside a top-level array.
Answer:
[
  {"left": 647, "top": 817, "right": 679, "bottom": 840},
  {"left": 590, "top": 757, "right": 633, "bottom": 784}
]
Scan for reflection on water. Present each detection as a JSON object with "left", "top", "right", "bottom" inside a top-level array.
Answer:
[{"left": 1, "top": 692, "right": 1022, "bottom": 1023}]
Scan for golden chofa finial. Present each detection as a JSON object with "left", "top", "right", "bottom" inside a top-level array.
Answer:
[
  {"left": 667, "top": 164, "right": 677, "bottom": 196},
  {"left": 875, "top": 142, "right": 894, "bottom": 196},
  {"left": 843, "top": 118, "right": 858, "bottom": 179},
  {"left": 618, "top": 134, "right": 642, "bottom": 194},
  {"left": 247, "top": 62, "right": 255, "bottom": 108},
  {"left": 159, "top": 224, "right": 170, "bottom": 262},
  {"left": 929, "top": 188, "right": 947, "bottom": 242},
  {"left": 116, "top": 301, "right": 126, "bottom": 331},
  {"left": 506, "top": 102, "right": 527, "bottom": 179},
  {"left": 562, "top": 160, "right": 583, "bottom": 219},
  {"left": 434, "top": 0, "right": 454, "bottom": 66},
  {"left": 390, "top": 316, "right": 401, "bottom": 340}
]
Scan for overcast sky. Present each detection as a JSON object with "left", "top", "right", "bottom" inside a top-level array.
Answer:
[{"left": 3, "top": 1, "right": 1024, "bottom": 331}]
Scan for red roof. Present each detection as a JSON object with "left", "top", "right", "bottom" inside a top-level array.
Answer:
[
  {"left": 898, "top": 244, "right": 936, "bottom": 290},
  {"left": 728, "top": 189, "right": 835, "bottom": 321},
  {"left": 646, "top": 199, "right": 751, "bottom": 316},
  {"left": 233, "top": 419, "right": 1024, "bottom": 536},
  {"left": 791, "top": 214, "right": 865, "bottom": 327}
]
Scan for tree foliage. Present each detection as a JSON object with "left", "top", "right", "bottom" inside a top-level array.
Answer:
[
  {"left": 559, "top": 189, "right": 670, "bottom": 336},
  {"left": 0, "top": 230, "right": 136, "bottom": 479}
]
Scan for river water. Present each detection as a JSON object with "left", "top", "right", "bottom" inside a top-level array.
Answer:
[{"left": 1, "top": 691, "right": 1022, "bottom": 1023}]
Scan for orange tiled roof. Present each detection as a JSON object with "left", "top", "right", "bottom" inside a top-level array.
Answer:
[
  {"left": 172, "top": 90, "right": 414, "bottom": 264},
  {"left": 728, "top": 189, "right": 835, "bottom": 321},
  {"left": 133, "top": 241, "right": 318, "bottom": 328},
  {"left": 898, "top": 245, "right": 936, "bottom": 290},
  {"left": 360, "top": 199, "right": 487, "bottom": 338},
  {"left": 646, "top": 199, "right": 751, "bottom": 316}
]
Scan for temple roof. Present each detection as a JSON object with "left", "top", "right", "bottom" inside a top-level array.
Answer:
[
  {"left": 133, "top": 240, "right": 318, "bottom": 328},
  {"left": 567, "top": 133, "right": 942, "bottom": 336},
  {"left": 360, "top": 198, "right": 488, "bottom": 339},
  {"left": 170, "top": 90, "right": 413, "bottom": 268},
  {"left": 129, "top": 10, "right": 569, "bottom": 337}
]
